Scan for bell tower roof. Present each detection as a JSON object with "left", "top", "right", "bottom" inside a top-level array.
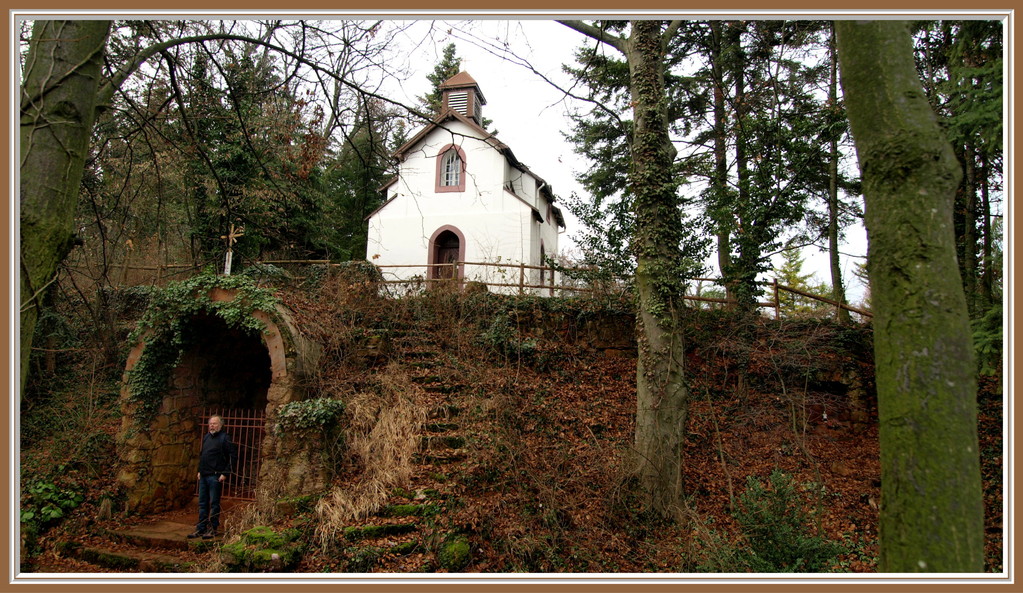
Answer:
[{"left": 439, "top": 71, "right": 487, "bottom": 125}]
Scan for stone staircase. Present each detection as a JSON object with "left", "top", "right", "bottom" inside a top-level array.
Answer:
[{"left": 320, "top": 329, "right": 475, "bottom": 572}]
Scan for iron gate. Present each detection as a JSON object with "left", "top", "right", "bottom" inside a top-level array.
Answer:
[{"left": 196, "top": 407, "right": 265, "bottom": 501}]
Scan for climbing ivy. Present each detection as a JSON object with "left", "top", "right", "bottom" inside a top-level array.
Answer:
[
  {"left": 274, "top": 398, "right": 346, "bottom": 433},
  {"left": 125, "top": 272, "right": 279, "bottom": 428}
]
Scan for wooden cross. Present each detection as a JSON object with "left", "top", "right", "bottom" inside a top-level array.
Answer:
[{"left": 221, "top": 223, "right": 244, "bottom": 275}]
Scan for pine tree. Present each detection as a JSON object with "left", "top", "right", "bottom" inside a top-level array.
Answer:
[
  {"left": 774, "top": 248, "right": 830, "bottom": 317},
  {"left": 420, "top": 43, "right": 462, "bottom": 117}
]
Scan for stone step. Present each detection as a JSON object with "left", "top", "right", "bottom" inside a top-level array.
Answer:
[
  {"left": 337, "top": 539, "right": 427, "bottom": 572},
  {"left": 426, "top": 422, "right": 460, "bottom": 433},
  {"left": 377, "top": 503, "right": 442, "bottom": 518},
  {"left": 414, "top": 452, "right": 468, "bottom": 465},
  {"left": 95, "top": 520, "right": 199, "bottom": 552},
  {"left": 419, "top": 435, "right": 466, "bottom": 451},
  {"left": 342, "top": 522, "right": 418, "bottom": 543},
  {"left": 428, "top": 404, "right": 461, "bottom": 420},
  {"left": 55, "top": 540, "right": 193, "bottom": 572},
  {"left": 397, "top": 346, "right": 440, "bottom": 359},
  {"left": 423, "top": 384, "right": 464, "bottom": 395}
]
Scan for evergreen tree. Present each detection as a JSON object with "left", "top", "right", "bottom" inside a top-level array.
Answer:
[
  {"left": 315, "top": 99, "right": 395, "bottom": 260},
  {"left": 912, "top": 21, "right": 1003, "bottom": 317},
  {"left": 774, "top": 248, "right": 830, "bottom": 317},
  {"left": 562, "top": 21, "right": 858, "bottom": 311},
  {"left": 420, "top": 43, "right": 462, "bottom": 117}
]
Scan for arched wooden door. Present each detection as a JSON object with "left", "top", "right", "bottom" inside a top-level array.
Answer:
[{"left": 433, "top": 230, "right": 460, "bottom": 280}]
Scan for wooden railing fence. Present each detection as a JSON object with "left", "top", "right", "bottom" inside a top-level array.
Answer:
[{"left": 68, "top": 259, "right": 872, "bottom": 320}]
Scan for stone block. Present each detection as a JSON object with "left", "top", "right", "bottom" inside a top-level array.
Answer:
[{"left": 117, "top": 470, "right": 138, "bottom": 490}]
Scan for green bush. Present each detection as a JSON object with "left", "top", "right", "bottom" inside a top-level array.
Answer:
[
  {"left": 478, "top": 314, "right": 537, "bottom": 360},
  {"left": 733, "top": 470, "right": 845, "bottom": 572},
  {"left": 20, "top": 478, "right": 84, "bottom": 542},
  {"left": 274, "top": 398, "right": 346, "bottom": 433},
  {"left": 972, "top": 303, "right": 1003, "bottom": 376}
]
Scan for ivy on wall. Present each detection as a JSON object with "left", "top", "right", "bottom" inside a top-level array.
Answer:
[
  {"left": 274, "top": 398, "right": 346, "bottom": 434},
  {"left": 125, "top": 272, "right": 279, "bottom": 429}
]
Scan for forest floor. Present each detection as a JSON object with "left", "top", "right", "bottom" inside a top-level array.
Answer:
[{"left": 17, "top": 284, "right": 1004, "bottom": 577}]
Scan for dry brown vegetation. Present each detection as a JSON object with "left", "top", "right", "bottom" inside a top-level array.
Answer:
[{"left": 19, "top": 265, "right": 1003, "bottom": 574}]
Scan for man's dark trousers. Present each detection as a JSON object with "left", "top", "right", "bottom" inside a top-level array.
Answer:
[{"left": 197, "top": 474, "right": 223, "bottom": 533}]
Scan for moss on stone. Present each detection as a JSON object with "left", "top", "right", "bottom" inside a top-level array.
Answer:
[
  {"left": 220, "top": 526, "right": 304, "bottom": 572},
  {"left": 437, "top": 533, "right": 471, "bottom": 571},
  {"left": 390, "top": 541, "right": 421, "bottom": 555},
  {"left": 380, "top": 504, "right": 440, "bottom": 518},
  {"left": 275, "top": 494, "right": 319, "bottom": 516},
  {"left": 343, "top": 523, "right": 416, "bottom": 541}
]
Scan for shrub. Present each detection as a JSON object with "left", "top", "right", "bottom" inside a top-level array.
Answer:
[
  {"left": 972, "top": 303, "right": 1002, "bottom": 376},
  {"left": 20, "top": 478, "right": 85, "bottom": 546},
  {"left": 478, "top": 314, "right": 537, "bottom": 361},
  {"left": 274, "top": 398, "right": 346, "bottom": 434},
  {"left": 732, "top": 470, "right": 845, "bottom": 572}
]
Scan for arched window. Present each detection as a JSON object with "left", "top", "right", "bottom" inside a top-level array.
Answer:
[
  {"left": 441, "top": 150, "right": 461, "bottom": 187},
  {"left": 436, "top": 145, "right": 466, "bottom": 193}
]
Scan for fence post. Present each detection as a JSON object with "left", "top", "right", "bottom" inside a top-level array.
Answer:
[{"left": 519, "top": 263, "right": 525, "bottom": 295}]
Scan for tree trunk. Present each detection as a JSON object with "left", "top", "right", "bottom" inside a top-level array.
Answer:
[
  {"left": 710, "top": 21, "right": 734, "bottom": 305},
  {"left": 979, "top": 151, "right": 993, "bottom": 310},
  {"left": 626, "top": 20, "right": 690, "bottom": 518},
  {"left": 20, "top": 20, "right": 112, "bottom": 400},
  {"left": 962, "top": 142, "right": 978, "bottom": 316},
  {"left": 827, "top": 23, "right": 850, "bottom": 323},
  {"left": 729, "top": 22, "right": 754, "bottom": 312},
  {"left": 558, "top": 19, "right": 692, "bottom": 518},
  {"left": 836, "top": 20, "right": 984, "bottom": 572}
]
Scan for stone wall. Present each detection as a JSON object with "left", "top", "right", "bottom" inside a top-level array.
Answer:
[{"left": 116, "top": 289, "right": 324, "bottom": 515}]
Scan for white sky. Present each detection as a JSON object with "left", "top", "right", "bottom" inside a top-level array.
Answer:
[{"left": 382, "top": 19, "right": 871, "bottom": 302}]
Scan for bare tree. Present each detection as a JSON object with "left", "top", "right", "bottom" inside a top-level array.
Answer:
[{"left": 18, "top": 19, "right": 428, "bottom": 401}]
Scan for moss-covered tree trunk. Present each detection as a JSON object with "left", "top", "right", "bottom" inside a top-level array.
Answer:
[
  {"left": 836, "top": 20, "right": 984, "bottom": 572},
  {"left": 558, "top": 18, "right": 691, "bottom": 518},
  {"left": 20, "top": 20, "right": 112, "bottom": 399},
  {"left": 626, "top": 20, "right": 690, "bottom": 517}
]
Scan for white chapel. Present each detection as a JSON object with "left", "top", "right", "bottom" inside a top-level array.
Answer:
[{"left": 365, "top": 72, "right": 566, "bottom": 294}]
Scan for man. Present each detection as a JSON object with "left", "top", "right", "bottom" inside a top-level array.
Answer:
[{"left": 187, "top": 415, "right": 237, "bottom": 540}]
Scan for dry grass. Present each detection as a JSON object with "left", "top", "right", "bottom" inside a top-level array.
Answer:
[{"left": 312, "top": 364, "right": 427, "bottom": 550}]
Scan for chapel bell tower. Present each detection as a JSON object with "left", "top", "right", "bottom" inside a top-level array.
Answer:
[{"left": 440, "top": 71, "right": 487, "bottom": 127}]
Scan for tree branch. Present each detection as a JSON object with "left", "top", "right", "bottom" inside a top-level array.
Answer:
[
  {"left": 557, "top": 20, "right": 627, "bottom": 55},
  {"left": 97, "top": 29, "right": 434, "bottom": 124},
  {"left": 663, "top": 20, "right": 684, "bottom": 51}
]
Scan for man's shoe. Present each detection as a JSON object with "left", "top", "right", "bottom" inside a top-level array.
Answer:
[
  {"left": 201, "top": 529, "right": 216, "bottom": 539},
  {"left": 186, "top": 529, "right": 204, "bottom": 539}
]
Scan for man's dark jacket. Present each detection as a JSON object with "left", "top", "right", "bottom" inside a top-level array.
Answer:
[{"left": 198, "top": 430, "right": 237, "bottom": 477}]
